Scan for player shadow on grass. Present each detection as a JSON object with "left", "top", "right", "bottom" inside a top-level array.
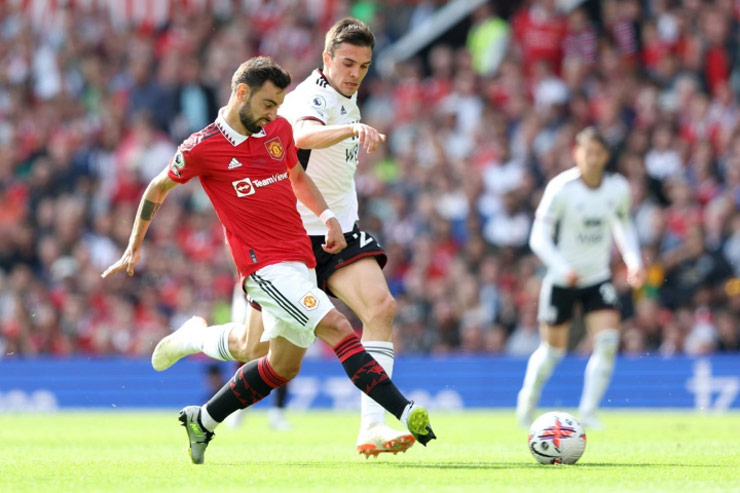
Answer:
[
  {"left": 214, "top": 460, "right": 721, "bottom": 469},
  {"left": 226, "top": 461, "right": 722, "bottom": 470},
  {"left": 388, "top": 462, "right": 722, "bottom": 470}
]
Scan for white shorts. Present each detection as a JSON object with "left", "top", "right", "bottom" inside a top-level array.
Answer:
[{"left": 244, "top": 261, "right": 334, "bottom": 348}]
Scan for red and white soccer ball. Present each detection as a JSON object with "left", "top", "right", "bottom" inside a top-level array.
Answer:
[{"left": 528, "top": 411, "right": 587, "bottom": 465}]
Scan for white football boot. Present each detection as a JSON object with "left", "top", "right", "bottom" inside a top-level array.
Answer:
[
  {"left": 356, "top": 423, "right": 416, "bottom": 458},
  {"left": 151, "top": 316, "right": 207, "bottom": 371},
  {"left": 579, "top": 412, "right": 603, "bottom": 430}
]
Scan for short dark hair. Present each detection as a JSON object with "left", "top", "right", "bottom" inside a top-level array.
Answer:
[
  {"left": 575, "top": 126, "right": 609, "bottom": 150},
  {"left": 231, "top": 56, "right": 291, "bottom": 93},
  {"left": 324, "top": 17, "right": 375, "bottom": 56}
]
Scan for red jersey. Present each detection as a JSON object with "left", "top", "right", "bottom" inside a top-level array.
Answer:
[
  {"left": 512, "top": 7, "right": 566, "bottom": 76},
  {"left": 167, "top": 111, "right": 315, "bottom": 278}
]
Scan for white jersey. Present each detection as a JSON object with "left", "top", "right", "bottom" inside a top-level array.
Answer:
[
  {"left": 279, "top": 69, "right": 361, "bottom": 235},
  {"left": 529, "top": 168, "right": 642, "bottom": 287}
]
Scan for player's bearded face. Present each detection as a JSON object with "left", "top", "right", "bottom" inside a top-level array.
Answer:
[{"left": 238, "top": 97, "right": 264, "bottom": 134}]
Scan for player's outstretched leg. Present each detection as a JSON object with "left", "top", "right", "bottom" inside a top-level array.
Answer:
[
  {"left": 330, "top": 331, "right": 436, "bottom": 455},
  {"left": 326, "top": 258, "right": 411, "bottom": 455}
]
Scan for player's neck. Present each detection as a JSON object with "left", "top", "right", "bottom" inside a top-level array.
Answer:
[
  {"left": 223, "top": 104, "right": 252, "bottom": 136},
  {"left": 580, "top": 172, "right": 603, "bottom": 189}
]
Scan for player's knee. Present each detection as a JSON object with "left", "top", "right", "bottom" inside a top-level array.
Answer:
[
  {"left": 539, "top": 342, "right": 566, "bottom": 362},
  {"left": 541, "top": 323, "right": 569, "bottom": 351},
  {"left": 315, "top": 309, "right": 354, "bottom": 344},
  {"left": 242, "top": 343, "right": 269, "bottom": 362},
  {"left": 368, "top": 293, "right": 396, "bottom": 324},
  {"left": 231, "top": 346, "right": 251, "bottom": 362},
  {"left": 593, "top": 329, "right": 620, "bottom": 357},
  {"left": 232, "top": 333, "right": 267, "bottom": 362}
]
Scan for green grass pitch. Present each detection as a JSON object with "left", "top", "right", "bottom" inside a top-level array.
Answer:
[{"left": 3, "top": 410, "right": 739, "bottom": 492}]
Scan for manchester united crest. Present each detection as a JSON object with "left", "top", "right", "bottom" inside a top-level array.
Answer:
[
  {"left": 265, "top": 137, "right": 284, "bottom": 160},
  {"left": 300, "top": 293, "right": 319, "bottom": 311}
]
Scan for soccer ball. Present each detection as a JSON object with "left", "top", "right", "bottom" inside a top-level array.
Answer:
[{"left": 528, "top": 411, "right": 587, "bottom": 465}]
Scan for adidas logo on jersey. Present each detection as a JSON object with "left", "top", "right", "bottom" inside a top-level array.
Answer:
[
  {"left": 340, "top": 105, "right": 347, "bottom": 115},
  {"left": 228, "top": 158, "right": 243, "bottom": 169}
]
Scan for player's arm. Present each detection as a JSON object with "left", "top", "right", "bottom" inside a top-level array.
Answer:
[
  {"left": 529, "top": 183, "right": 577, "bottom": 285},
  {"left": 287, "top": 163, "right": 346, "bottom": 254},
  {"left": 529, "top": 217, "right": 575, "bottom": 281},
  {"left": 612, "top": 181, "right": 645, "bottom": 288},
  {"left": 293, "top": 119, "right": 386, "bottom": 153},
  {"left": 101, "top": 167, "right": 180, "bottom": 278}
]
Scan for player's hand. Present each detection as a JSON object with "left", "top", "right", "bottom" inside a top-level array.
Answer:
[
  {"left": 565, "top": 270, "right": 580, "bottom": 288},
  {"left": 322, "top": 218, "right": 347, "bottom": 254},
  {"left": 351, "top": 123, "right": 386, "bottom": 154},
  {"left": 627, "top": 267, "right": 646, "bottom": 289},
  {"left": 101, "top": 246, "right": 141, "bottom": 278}
]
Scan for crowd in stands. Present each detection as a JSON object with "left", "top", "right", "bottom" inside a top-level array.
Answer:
[{"left": 1, "top": 0, "right": 738, "bottom": 358}]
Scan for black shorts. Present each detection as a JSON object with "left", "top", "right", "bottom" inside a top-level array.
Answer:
[
  {"left": 310, "top": 223, "right": 387, "bottom": 296},
  {"left": 537, "top": 279, "right": 620, "bottom": 325},
  {"left": 247, "top": 224, "right": 386, "bottom": 310}
]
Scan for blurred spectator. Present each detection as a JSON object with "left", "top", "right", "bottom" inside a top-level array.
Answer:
[
  {"left": 504, "top": 302, "right": 540, "bottom": 357},
  {"left": 466, "top": 3, "right": 509, "bottom": 76},
  {"left": 661, "top": 226, "right": 731, "bottom": 309},
  {"left": 511, "top": 0, "right": 566, "bottom": 77},
  {"left": 563, "top": 8, "right": 597, "bottom": 67},
  {"left": 715, "top": 309, "right": 739, "bottom": 351},
  {"left": 645, "top": 123, "right": 683, "bottom": 181},
  {"left": 683, "top": 305, "right": 718, "bottom": 356},
  {"left": 482, "top": 190, "right": 531, "bottom": 249}
]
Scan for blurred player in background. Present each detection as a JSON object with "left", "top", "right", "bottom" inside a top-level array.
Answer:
[
  {"left": 516, "top": 127, "right": 646, "bottom": 429},
  {"left": 103, "top": 56, "right": 435, "bottom": 464},
  {"left": 151, "top": 18, "right": 419, "bottom": 457}
]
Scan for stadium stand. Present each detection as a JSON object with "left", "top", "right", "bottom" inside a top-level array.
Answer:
[{"left": 0, "top": 0, "right": 738, "bottom": 358}]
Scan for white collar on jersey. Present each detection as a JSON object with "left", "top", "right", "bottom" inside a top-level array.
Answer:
[{"left": 215, "top": 107, "right": 266, "bottom": 146}]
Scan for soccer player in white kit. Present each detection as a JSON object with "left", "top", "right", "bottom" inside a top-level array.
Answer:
[
  {"left": 151, "top": 19, "right": 434, "bottom": 455},
  {"left": 516, "top": 127, "right": 645, "bottom": 429}
]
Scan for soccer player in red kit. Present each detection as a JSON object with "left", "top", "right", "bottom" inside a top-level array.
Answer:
[{"left": 101, "top": 57, "right": 435, "bottom": 464}]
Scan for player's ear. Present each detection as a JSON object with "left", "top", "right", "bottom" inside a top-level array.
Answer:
[
  {"left": 322, "top": 50, "right": 331, "bottom": 68},
  {"left": 236, "top": 82, "right": 251, "bottom": 102}
]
